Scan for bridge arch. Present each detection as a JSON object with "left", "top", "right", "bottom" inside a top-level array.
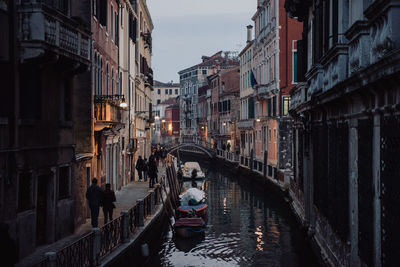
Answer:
[{"left": 167, "top": 143, "right": 215, "bottom": 158}]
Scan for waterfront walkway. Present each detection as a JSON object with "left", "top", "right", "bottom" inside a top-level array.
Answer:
[{"left": 16, "top": 167, "right": 166, "bottom": 267}]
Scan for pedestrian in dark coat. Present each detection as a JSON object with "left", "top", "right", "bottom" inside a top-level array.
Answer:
[
  {"left": 86, "top": 178, "right": 102, "bottom": 228},
  {"left": 148, "top": 153, "right": 158, "bottom": 188},
  {"left": 143, "top": 158, "right": 148, "bottom": 182},
  {"left": 101, "top": 183, "right": 116, "bottom": 224},
  {"left": 136, "top": 156, "right": 144, "bottom": 181}
]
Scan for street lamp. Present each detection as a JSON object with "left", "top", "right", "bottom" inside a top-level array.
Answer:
[
  {"left": 161, "top": 119, "right": 166, "bottom": 123},
  {"left": 120, "top": 98, "right": 128, "bottom": 108}
]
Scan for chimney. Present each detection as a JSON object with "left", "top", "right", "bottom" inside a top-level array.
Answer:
[{"left": 247, "top": 25, "right": 253, "bottom": 43}]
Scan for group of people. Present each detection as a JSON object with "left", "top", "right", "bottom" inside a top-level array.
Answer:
[
  {"left": 85, "top": 178, "right": 116, "bottom": 228},
  {"left": 136, "top": 148, "right": 162, "bottom": 188}
]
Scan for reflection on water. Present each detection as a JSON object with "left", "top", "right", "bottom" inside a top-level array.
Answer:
[{"left": 150, "top": 159, "right": 319, "bottom": 267}]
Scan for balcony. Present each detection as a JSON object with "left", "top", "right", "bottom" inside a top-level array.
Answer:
[
  {"left": 238, "top": 119, "right": 254, "bottom": 129},
  {"left": 94, "top": 96, "right": 124, "bottom": 131},
  {"left": 144, "top": 68, "right": 153, "bottom": 90},
  {"left": 141, "top": 32, "right": 152, "bottom": 52},
  {"left": 18, "top": 1, "right": 90, "bottom": 65},
  {"left": 254, "top": 82, "right": 278, "bottom": 99}
]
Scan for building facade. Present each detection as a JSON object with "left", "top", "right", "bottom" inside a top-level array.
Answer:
[
  {"left": 239, "top": 27, "right": 255, "bottom": 158},
  {"left": 250, "top": 0, "right": 302, "bottom": 180},
  {"left": 152, "top": 97, "right": 179, "bottom": 145},
  {"left": 285, "top": 0, "right": 400, "bottom": 266},
  {"left": 152, "top": 80, "right": 180, "bottom": 105},
  {"left": 0, "top": 0, "right": 91, "bottom": 259},
  {"left": 92, "top": 0, "right": 123, "bottom": 192},
  {"left": 207, "top": 67, "right": 240, "bottom": 150},
  {"left": 178, "top": 51, "right": 239, "bottom": 137},
  {"left": 134, "top": 0, "right": 153, "bottom": 167}
]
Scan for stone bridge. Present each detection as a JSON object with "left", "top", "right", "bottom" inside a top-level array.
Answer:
[{"left": 165, "top": 137, "right": 215, "bottom": 158}]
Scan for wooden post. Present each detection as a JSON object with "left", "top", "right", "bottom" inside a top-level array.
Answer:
[
  {"left": 137, "top": 199, "right": 144, "bottom": 227},
  {"left": 121, "top": 211, "right": 129, "bottom": 243},
  {"left": 92, "top": 228, "right": 101, "bottom": 266}
]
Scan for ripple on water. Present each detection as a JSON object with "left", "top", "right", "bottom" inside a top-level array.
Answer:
[{"left": 153, "top": 165, "right": 319, "bottom": 267}]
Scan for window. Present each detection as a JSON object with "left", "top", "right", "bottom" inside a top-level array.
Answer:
[
  {"left": 282, "top": 96, "right": 290, "bottom": 116},
  {"left": 115, "top": 12, "right": 119, "bottom": 45},
  {"left": 157, "top": 89, "right": 161, "bottom": 95},
  {"left": 267, "top": 98, "right": 271, "bottom": 117},
  {"left": 129, "top": 13, "right": 137, "bottom": 41},
  {"left": 106, "top": 63, "right": 109, "bottom": 95},
  {"left": 99, "top": 0, "right": 108, "bottom": 29},
  {"left": 272, "top": 96, "right": 277, "bottom": 117},
  {"left": 293, "top": 51, "right": 298, "bottom": 83},
  {"left": 169, "top": 89, "right": 172, "bottom": 95},
  {"left": 157, "top": 99, "right": 161, "bottom": 104},
  {"left": 119, "top": 72, "right": 122, "bottom": 95},
  {"left": 202, "top": 69, "right": 207, "bottom": 75},
  {"left": 93, "top": 0, "right": 98, "bottom": 18},
  {"left": 269, "top": 129, "right": 272, "bottom": 142},
  {"left": 100, "top": 58, "right": 103, "bottom": 94},
  {"left": 111, "top": 68, "right": 114, "bottom": 95},
  {"left": 111, "top": 6, "right": 114, "bottom": 39},
  {"left": 58, "top": 166, "right": 70, "bottom": 200},
  {"left": 165, "top": 89, "right": 168, "bottom": 95},
  {"left": 18, "top": 173, "right": 33, "bottom": 212},
  {"left": 274, "top": 129, "right": 277, "bottom": 143},
  {"left": 175, "top": 89, "right": 178, "bottom": 94}
]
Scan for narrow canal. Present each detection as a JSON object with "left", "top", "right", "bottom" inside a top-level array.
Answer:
[{"left": 149, "top": 154, "right": 320, "bottom": 267}]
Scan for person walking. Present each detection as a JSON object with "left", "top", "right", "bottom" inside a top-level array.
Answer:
[
  {"left": 136, "top": 156, "right": 144, "bottom": 181},
  {"left": 101, "top": 183, "right": 116, "bottom": 224},
  {"left": 143, "top": 158, "right": 148, "bottom": 182},
  {"left": 86, "top": 178, "right": 102, "bottom": 228},
  {"left": 148, "top": 153, "right": 158, "bottom": 188}
]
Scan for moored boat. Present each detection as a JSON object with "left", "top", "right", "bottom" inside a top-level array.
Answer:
[
  {"left": 181, "top": 162, "right": 205, "bottom": 179},
  {"left": 173, "top": 217, "right": 206, "bottom": 238},
  {"left": 177, "top": 203, "right": 208, "bottom": 218}
]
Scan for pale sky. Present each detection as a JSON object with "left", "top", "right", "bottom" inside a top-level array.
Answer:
[{"left": 147, "top": 0, "right": 256, "bottom": 83}]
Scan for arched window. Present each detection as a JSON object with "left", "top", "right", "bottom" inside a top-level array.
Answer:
[{"left": 106, "top": 63, "right": 109, "bottom": 96}]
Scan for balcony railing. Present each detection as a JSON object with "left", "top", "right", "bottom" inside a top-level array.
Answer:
[
  {"left": 94, "top": 97, "right": 123, "bottom": 129},
  {"left": 238, "top": 119, "right": 254, "bottom": 129},
  {"left": 18, "top": 2, "right": 90, "bottom": 63},
  {"left": 255, "top": 82, "right": 277, "bottom": 97}
]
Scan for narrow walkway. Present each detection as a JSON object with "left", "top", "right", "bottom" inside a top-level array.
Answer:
[{"left": 16, "top": 165, "right": 167, "bottom": 267}]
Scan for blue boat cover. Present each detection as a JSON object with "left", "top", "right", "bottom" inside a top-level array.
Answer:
[{"left": 178, "top": 203, "right": 207, "bottom": 211}]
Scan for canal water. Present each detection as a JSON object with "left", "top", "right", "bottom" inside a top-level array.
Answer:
[{"left": 149, "top": 155, "right": 319, "bottom": 267}]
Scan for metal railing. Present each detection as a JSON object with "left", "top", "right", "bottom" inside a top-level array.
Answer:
[
  {"left": 56, "top": 232, "right": 94, "bottom": 267},
  {"left": 128, "top": 204, "right": 139, "bottom": 235},
  {"left": 99, "top": 216, "right": 123, "bottom": 259},
  {"left": 32, "top": 183, "right": 165, "bottom": 266}
]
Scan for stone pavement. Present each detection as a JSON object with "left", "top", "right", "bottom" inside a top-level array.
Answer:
[{"left": 16, "top": 165, "right": 167, "bottom": 267}]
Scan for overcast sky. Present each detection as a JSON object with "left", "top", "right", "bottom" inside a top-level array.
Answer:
[{"left": 147, "top": 0, "right": 256, "bottom": 83}]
